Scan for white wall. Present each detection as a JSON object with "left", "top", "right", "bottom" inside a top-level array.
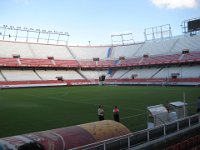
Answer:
[
  {"left": 0, "top": 41, "right": 33, "bottom": 58},
  {"left": 151, "top": 66, "right": 200, "bottom": 78},
  {"left": 80, "top": 70, "right": 107, "bottom": 79},
  {"left": 36, "top": 70, "right": 83, "bottom": 80},
  {"left": 1, "top": 70, "right": 40, "bottom": 81},
  {"left": 0, "top": 41, "right": 74, "bottom": 59},
  {"left": 29, "top": 44, "right": 74, "bottom": 59},
  {"left": 135, "top": 39, "right": 177, "bottom": 56},
  {"left": 120, "top": 68, "right": 160, "bottom": 79},
  {"left": 70, "top": 46, "right": 109, "bottom": 59},
  {"left": 113, "top": 65, "right": 200, "bottom": 79},
  {"left": 112, "top": 70, "right": 128, "bottom": 79},
  {"left": 181, "top": 66, "right": 200, "bottom": 78},
  {"left": 172, "top": 35, "right": 200, "bottom": 53},
  {"left": 112, "top": 44, "right": 142, "bottom": 59}
]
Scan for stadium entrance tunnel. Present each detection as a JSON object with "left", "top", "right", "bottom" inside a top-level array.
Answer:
[{"left": 0, "top": 120, "right": 130, "bottom": 150}]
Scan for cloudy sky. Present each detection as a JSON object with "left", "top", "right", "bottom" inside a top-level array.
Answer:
[{"left": 1, "top": 0, "right": 200, "bottom": 45}]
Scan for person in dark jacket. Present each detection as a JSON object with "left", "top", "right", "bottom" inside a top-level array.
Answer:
[{"left": 113, "top": 106, "right": 120, "bottom": 122}]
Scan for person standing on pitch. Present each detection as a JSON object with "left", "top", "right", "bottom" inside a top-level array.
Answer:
[
  {"left": 98, "top": 105, "right": 104, "bottom": 121},
  {"left": 113, "top": 106, "right": 120, "bottom": 122}
]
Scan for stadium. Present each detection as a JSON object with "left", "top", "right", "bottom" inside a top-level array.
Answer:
[{"left": 0, "top": 6, "right": 200, "bottom": 150}]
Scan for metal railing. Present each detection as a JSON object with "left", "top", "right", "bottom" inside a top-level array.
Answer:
[{"left": 70, "top": 113, "right": 200, "bottom": 150}]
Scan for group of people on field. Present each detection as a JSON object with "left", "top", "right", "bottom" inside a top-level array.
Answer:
[{"left": 98, "top": 105, "right": 120, "bottom": 122}]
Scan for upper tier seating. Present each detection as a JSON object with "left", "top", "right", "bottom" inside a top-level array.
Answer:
[
  {"left": 112, "top": 34, "right": 200, "bottom": 58},
  {"left": 0, "top": 41, "right": 74, "bottom": 59},
  {"left": 113, "top": 44, "right": 143, "bottom": 59},
  {"left": 134, "top": 38, "right": 177, "bottom": 57},
  {"left": 0, "top": 41, "right": 33, "bottom": 58},
  {"left": 172, "top": 35, "right": 200, "bottom": 53},
  {"left": 70, "top": 46, "right": 109, "bottom": 59},
  {"left": 0, "top": 34, "right": 200, "bottom": 61},
  {"left": 29, "top": 44, "right": 74, "bottom": 59}
]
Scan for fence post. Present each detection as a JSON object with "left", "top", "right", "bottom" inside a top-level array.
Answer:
[
  {"left": 103, "top": 143, "right": 106, "bottom": 150},
  {"left": 189, "top": 117, "right": 191, "bottom": 127},
  {"left": 147, "top": 130, "right": 150, "bottom": 142},
  {"left": 177, "top": 121, "right": 179, "bottom": 131},
  {"left": 128, "top": 135, "right": 130, "bottom": 148},
  {"left": 164, "top": 125, "right": 166, "bottom": 137}
]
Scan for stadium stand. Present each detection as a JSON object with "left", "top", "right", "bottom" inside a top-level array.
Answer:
[{"left": 0, "top": 29, "right": 200, "bottom": 87}]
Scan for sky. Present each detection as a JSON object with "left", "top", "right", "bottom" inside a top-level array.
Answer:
[{"left": 1, "top": 0, "right": 200, "bottom": 45}]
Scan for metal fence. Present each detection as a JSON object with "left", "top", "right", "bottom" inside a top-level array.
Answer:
[{"left": 70, "top": 113, "right": 200, "bottom": 150}]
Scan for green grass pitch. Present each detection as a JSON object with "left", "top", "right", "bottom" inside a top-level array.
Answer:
[{"left": 0, "top": 85, "right": 199, "bottom": 138}]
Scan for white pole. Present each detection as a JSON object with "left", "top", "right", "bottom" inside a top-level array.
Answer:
[{"left": 183, "top": 92, "right": 186, "bottom": 117}]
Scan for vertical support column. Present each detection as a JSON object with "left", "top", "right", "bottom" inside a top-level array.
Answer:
[
  {"left": 15, "top": 29, "right": 18, "bottom": 42},
  {"left": 3, "top": 27, "right": 6, "bottom": 40},
  {"left": 47, "top": 32, "right": 51, "bottom": 44},
  {"left": 26, "top": 30, "right": 29, "bottom": 42},
  {"left": 37, "top": 32, "right": 40, "bottom": 43}
]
